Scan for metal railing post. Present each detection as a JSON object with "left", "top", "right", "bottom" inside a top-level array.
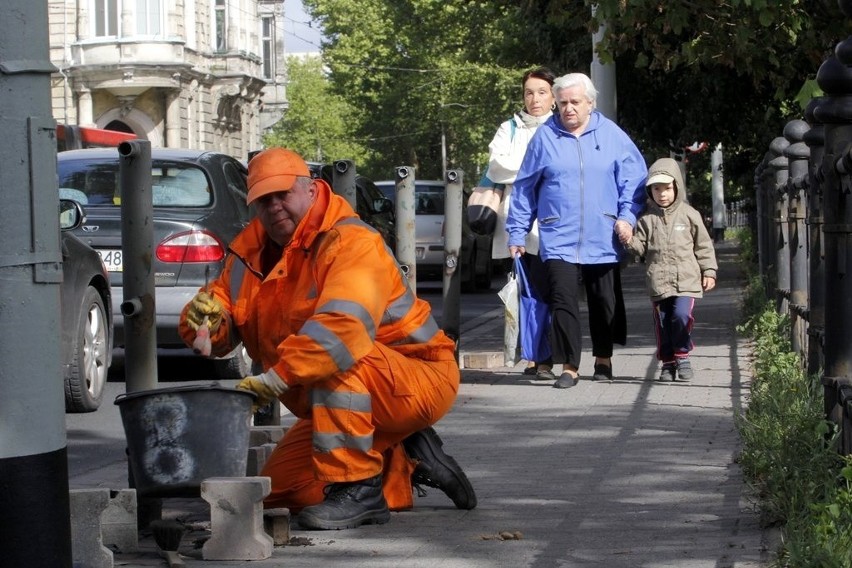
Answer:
[
  {"left": 815, "top": 39, "right": 852, "bottom": 453},
  {"left": 784, "top": 120, "right": 810, "bottom": 359},
  {"left": 769, "top": 137, "right": 791, "bottom": 314},
  {"left": 804, "top": 98, "right": 826, "bottom": 376}
]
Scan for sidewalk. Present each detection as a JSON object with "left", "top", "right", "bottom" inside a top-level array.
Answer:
[{"left": 103, "top": 240, "right": 772, "bottom": 567}]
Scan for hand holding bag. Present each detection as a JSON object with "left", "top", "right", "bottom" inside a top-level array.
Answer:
[
  {"left": 515, "top": 256, "right": 551, "bottom": 362},
  {"left": 497, "top": 266, "right": 520, "bottom": 367}
]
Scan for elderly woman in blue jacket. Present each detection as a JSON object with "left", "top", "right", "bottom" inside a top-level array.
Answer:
[{"left": 506, "top": 72, "right": 647, "bottom": 389}]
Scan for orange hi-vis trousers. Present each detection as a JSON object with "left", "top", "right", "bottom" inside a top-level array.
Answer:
[{"left": 261, "top": 342, "right": 460, "bottom": 511}]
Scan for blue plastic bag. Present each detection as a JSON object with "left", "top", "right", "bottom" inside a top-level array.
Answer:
[{"left": 515, "top": 256, "right": 551, "bottom": 362}]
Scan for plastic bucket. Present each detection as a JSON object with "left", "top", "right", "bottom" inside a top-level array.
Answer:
[{"left": 115, "top": 384, "right": 256, "bottom": 498}]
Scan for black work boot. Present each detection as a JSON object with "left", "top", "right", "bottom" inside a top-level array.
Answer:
[
  {"left": 298, "top": 474, "right": 390, "bottom": 530},
  {"left": 403, "top": 427, "right": 477, "bottom": 510}
]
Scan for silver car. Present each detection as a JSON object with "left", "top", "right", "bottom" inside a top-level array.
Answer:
[
  {"left": 57, "top": 148, "right": 254, "bottom": 378},
  {"left": 375, "top": 180, "right": 493, "bottom": 292}
]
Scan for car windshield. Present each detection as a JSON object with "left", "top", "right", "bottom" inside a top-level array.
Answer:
[
  {"left": 376, "top": 182, "right": 445, "bottom": 215},
  {"left": 58, "top": 159, "right": 212, "bottom": 207}
]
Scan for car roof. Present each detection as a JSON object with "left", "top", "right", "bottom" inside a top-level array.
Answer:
[
  {"left": 58, "top": 148, "right": 232, "bottom": 161},
  {"left": 375, "top": 180, "right": 444, "bottom": 187}
]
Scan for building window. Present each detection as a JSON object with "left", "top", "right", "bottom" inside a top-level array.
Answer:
[
  {"left": 136, "top": 0, "right": 162, "bottom": 35},
  {"left": 214, "top": 0, "right": 227, "bottom": 52},
  {"left": 261, "top": 16, "right": 275, "bottom": 79},
  {"left": 94, "top": 0, "right": 119, "bottom": 37}
]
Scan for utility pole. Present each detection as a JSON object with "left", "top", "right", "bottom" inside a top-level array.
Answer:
[
  {"left": 590, "top": 5, "right": 617, "bottom": 121},
  {"left": 0, "top": 0, "right": 72, "bottom": 566}
]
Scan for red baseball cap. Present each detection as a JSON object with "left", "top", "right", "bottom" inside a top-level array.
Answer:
[{"left": 247, "top": 148, "right": 311, "bottom": 204}]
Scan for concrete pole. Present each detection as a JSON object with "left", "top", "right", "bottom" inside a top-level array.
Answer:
[
  {"left": 394, "top": 166, "right": 417, "bottom": 289},
  {"left": 443, "top": 169, "right": 464, "bottom": 360},
  {"left": 711, "top": 144, "right": 726, "bottom": 241},
  {"left": 0, "top": 1, "right": 72, "bottom": 565},
  {"left": 590, "top": 5, "right": 616, "bottom": 121}
]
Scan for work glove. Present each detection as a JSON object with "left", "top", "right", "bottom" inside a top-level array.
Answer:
[
  {"left": 236, "top": 369, "right": 288, "bottom": 411},
  {"left": 186, "top": 291, "right": 224, "bottom": 332}
]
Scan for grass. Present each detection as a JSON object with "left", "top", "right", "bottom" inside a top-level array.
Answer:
[{"left": 733, "top": 227, "right": 852, "bottom": 567}]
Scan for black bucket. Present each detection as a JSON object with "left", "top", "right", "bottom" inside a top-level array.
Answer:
[{"left": 115, "top": 384, "right": 256, "bottom": 498}]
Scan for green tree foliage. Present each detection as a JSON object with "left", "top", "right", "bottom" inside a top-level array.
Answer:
[
  {"left": 300, "top": 0, "right": 851, "bottom": 192},
  {"left": 263, "top": 56, "right": 371, "bottom": 166},
  {"left": 303, "top": 0, "right": 550, "bottom": 180}
]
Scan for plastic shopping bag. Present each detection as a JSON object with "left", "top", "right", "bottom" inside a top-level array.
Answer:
[
  {"left": 515, "top": 256, "right": 551, "bottom": 362},
  {"left": 497, "top": 268, "right": 520, "bottom": 367}
]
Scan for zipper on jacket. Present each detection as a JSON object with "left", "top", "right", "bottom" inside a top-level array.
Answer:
[{"left": 576, "top": 138, "right": 584, "bottom": 264}]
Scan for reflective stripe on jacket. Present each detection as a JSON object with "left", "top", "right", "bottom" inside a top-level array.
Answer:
[{"left": 179, "top": 179, "right": 455, "bottom": 388}]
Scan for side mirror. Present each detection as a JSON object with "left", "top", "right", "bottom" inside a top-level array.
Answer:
[{"left": 59, "top": 198, "right": 85, "bottom": 230}]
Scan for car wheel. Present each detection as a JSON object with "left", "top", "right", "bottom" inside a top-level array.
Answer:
[
  {"left": 65, "top": 286, "right": 110, "bottom": 412},
  {"left": 213, "top": 344, "right": 255, "bottom": 379}
]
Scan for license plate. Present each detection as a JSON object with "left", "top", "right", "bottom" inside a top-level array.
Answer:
[{"left": 97, "top": 249, "right": 123, "bottom": 272}]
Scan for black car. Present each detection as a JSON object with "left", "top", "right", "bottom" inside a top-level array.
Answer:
[
  {"left": 60, "top": 199, "right": 113, "bottom": 412},
  {"left": 57, "top": 148, "right": 254, "bottom": 378},
  {"left": 307, "top": 162, "right": 396, "bottom": 253}
]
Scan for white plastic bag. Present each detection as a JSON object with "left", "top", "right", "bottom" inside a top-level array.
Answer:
[{"left": 497, "top": 269, "right": 520, "bottom": 367}]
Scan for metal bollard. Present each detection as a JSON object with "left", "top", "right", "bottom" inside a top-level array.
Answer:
[
  {"left": 442, "top": 169, "right": 464, "bottom": 356},
  {"left": 394, "top": 167, "right": 417, "bottom": 289}
]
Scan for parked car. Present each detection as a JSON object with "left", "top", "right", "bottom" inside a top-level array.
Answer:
[
  {"left": 375, "top": 180, "right": 493, "bottom": 291},
  {"left": 57, "top": 148, "right": 254, "bottom": 378},
  {"left": 59, "top": 199, "right": 113, "bottom": 412}
]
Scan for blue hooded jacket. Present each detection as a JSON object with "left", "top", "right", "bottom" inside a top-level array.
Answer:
[{"left": 506, "top": 110, "right": 647, "bottom": 264}]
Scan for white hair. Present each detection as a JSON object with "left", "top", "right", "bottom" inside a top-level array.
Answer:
[{"left": 552, "top": 73, "right": 597, "bottom": 106}]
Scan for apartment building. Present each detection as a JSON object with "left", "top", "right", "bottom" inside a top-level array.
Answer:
[{"left": 47, "top": 0, "right": 289, "bottom": 158}]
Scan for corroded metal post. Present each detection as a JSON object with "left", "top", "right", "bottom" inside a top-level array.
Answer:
[
  {"left": 769, "top": 137, "right": 790, "bottom": 314},
  {"left": 443, "top": 169, "right": 464, "bottom": 360},
  {"left": 332, "top": 159, "right": 357, "bottom": 209},
  {"left": 784, "top": 120, "right": 810, "bottom": 359},
  {"left": 804, "top": 98, "right": 826, "bottom": 377},
  {"left": 394, "top": 166, "right": 417, "bottom": 289},
  {"left": 814, "top": 3, "right": 852, "bottom": 452},
  {"left": 754, "top": 155, "right": 770, "bottom": 284}
]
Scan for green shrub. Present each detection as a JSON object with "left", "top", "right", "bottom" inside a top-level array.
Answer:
[{"left": 735, "top": 228, "right": 851, "bottom": 566}]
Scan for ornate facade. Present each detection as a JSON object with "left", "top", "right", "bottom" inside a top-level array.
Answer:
[{"left": 47, "top": 0, "right": 289, "bottom": 158}]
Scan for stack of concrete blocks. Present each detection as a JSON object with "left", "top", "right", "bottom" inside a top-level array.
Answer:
[
  {"left": 69, "top": 489, "right": 115, "bottom": 568},
  {"left": 245, "top": 425, "right": 287, "bottom": 476},
  {"left": 101, "top": 489, "right": 138, "bottom": 553},
  {"left": 200, "top": 476, "right": 274, "bottom": 560},
  {"left": 245, "top": 425, "right": 291, "bottom": 545}
]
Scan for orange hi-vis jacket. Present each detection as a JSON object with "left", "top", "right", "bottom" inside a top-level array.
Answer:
[{"left": 179, "top": 180, "right": 460, "bottom": 510}]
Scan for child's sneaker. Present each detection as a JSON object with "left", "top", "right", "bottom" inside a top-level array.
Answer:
[
  {"left": 675, "top": 358, "right": 694, "bottom": 381},
  {"left": 658, "top": 362, "right": 677, "bottom": 382}
]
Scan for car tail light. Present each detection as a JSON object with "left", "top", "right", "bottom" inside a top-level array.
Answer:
[{"left": 157, "top": 230, "right": 225, "bottom": 263}]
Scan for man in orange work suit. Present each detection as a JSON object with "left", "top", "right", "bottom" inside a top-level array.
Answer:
[{"left": 179, "top": 148, "right": 476, "bottom": 530}]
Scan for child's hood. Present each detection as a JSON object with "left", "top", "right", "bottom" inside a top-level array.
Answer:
[{"left": 645, "top": 157, "right": 686, "bottom": 204}]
